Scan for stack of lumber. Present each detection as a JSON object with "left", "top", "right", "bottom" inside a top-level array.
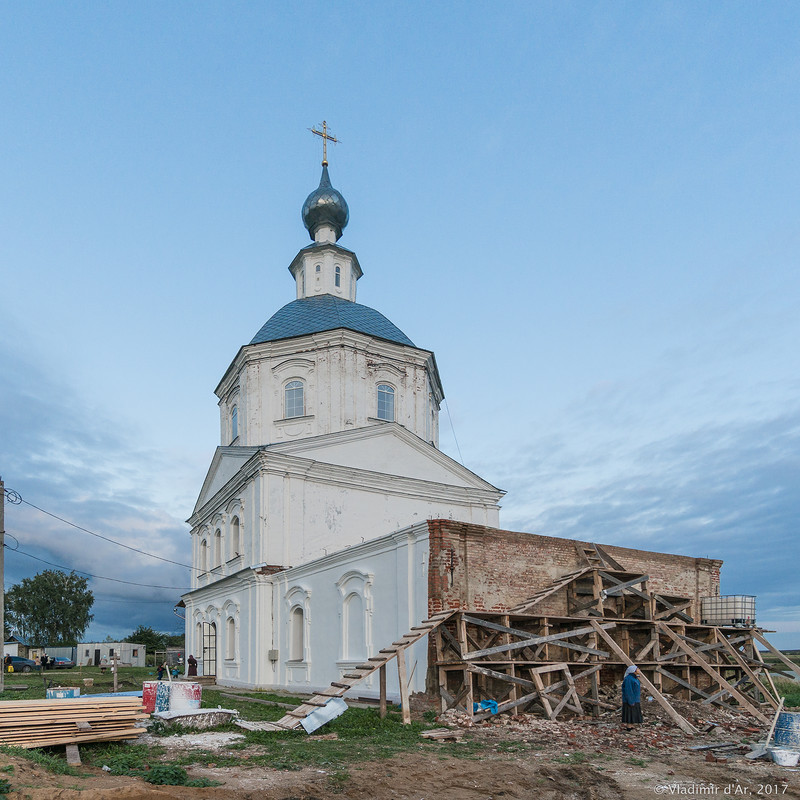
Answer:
[{"left": 0, "top": 695, "right": 147, "bottom": 748}]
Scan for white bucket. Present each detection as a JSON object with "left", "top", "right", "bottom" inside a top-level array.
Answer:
[
  {"left": 169, "top": 681, "right": 202, "bottom": 712},
  {"left": 768, "top": 748, "right": 800, "bottom": 767}
]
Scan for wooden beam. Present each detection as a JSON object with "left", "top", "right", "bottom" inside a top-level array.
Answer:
[
  {"left": 589, "top": 620, "right": 698, "bottom": 735},
  {"left": 752, "top": 630, "right": 800, "bottom": 681},
  {"left": 396, "top": 647, "right": 411, "bottom": 726},
  {"left": 597, "top": 571, "right": 650, "bottom": 602},
  {"left": 379, "top": 664, "right": 387, "bottom": 719},
  {"left": 657, "top": 624, "right": 768, "bottom": 723},
  {"left": 466, "top": 664, "right": 536, "bottom": 690},
  {"left": 461, "top": 623, "right": 615, "bottom": 661},
  {"left": 601, "top": 575, "right": 650, "bottom": 597},
  {"left": 714, "top": 630, "right": 779, "bottom": 711}
]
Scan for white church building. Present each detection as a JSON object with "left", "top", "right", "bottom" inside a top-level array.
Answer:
[{"left": 182, "top": 158, "right": 504, "bottom": 696}]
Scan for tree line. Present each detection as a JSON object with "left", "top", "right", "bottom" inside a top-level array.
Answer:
[{"left": 3, "top": 570, "right": 183, "bottom": 652}]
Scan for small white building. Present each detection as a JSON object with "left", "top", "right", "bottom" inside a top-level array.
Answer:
[{"left": 78, "top": 642, "right": 146, "bottom": 667}]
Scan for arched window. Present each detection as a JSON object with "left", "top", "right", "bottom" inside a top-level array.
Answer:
[
  {"left": 226, "top": 617, "right": 236, "bottom": 660},
  {"left": 230, "top": 405, "right": 238, "bottom": 442},
  {"left": 230, "top": 516, "right": 240, "bottom": 557},
  {"left": 289, "top": 607, "right": 304, "bottom": 661},
  {"left": 200, "top": 540, "right": 208, "bottom": 572},
  {"left": 377, "top": 384, "right": 395, "bottom": 422},
  {"left": 300, "top": 270, "right": 305, "bottom": 295},
  {"left": 285, "top": 380, "right": 305, "bottom": 418},
  {"left": 214, "top": 529, "right": 222, "bottom": 568},
  {"left": 335, "top": 265, "right": 341, "bottom": 287},
  {"left": 344, "top": 593, "right": 366, "bottom": 660}
]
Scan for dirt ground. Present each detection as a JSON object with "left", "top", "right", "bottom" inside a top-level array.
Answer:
[{"left": 4, "top": 702, "right": 800, "bottom": 800}]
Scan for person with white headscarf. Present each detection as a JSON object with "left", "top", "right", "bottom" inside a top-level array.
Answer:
[{"left": 621, "top": 665, "right": 644, "bottom": 725}]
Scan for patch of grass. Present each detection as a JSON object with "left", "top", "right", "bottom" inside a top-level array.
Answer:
[
  {"left": 0, "top": 746, "right": 81, "bottom": 777},
  {"left": 494, "top": 741, "right": 536, "bottom": 754},
  {"left": 238, "top": 691, "right": 305, "bottom": 706},
  {"left": 772, "top": 678, "right": 800, "bottom": 709},
  {"left": 0, "top": 767, "right": 12, "bottom": 775},
  {"left": 326, "top": 768, "right": 350, "bottom": 793},
  {"left": 0, "top": 778, "right": 10, "bottom": 796},
  {"left": 83, "top": 743, "right": 155, "bottom": 775},
  {"left": 628, "top": 757, "right": 648, "bottom": 766}
]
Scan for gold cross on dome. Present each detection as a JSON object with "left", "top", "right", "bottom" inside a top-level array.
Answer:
[{"left": 309, "top": 120, "right": 340, "bottom": 166}]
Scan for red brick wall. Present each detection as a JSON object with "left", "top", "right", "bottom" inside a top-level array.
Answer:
[{"left": 427, "top": 520, "right": 721, "bottom": 619}]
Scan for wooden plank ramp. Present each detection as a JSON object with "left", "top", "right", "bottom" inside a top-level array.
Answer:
[{"left": 275, "top": 610, "right": 456, "bottom": 730}]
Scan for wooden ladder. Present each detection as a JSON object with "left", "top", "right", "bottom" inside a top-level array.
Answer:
[
  {"left": 275, "top": 610, "right": 456, "bottom": 730},
  {"left": 507, "top": 567, "right": 592, "bottom": 614},
  {"left": 576, "top": 542, "right": 624, "bottom": 571}
]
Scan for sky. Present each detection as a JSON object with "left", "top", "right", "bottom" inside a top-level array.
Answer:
[{"left": 1, "top": 2, "right": 798, "bottom": 647}]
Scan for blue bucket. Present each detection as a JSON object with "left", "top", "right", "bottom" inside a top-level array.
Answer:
[{"left": 773, "top": 711, "right": 800, "bottom": 749}]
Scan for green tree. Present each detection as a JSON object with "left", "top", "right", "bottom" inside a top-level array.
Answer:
[
  {"left": 5, "top": 570, "right": 94, "bottom": 646},
  {"left": 165, "top": 632, "right": 185, "bottom": 648},
  {"left": 127, "top": 625, "right": 167, "bottom": 654}
]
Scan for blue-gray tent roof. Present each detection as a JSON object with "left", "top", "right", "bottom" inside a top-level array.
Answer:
[{"left": 250, "top": 295, "right": 415, "bottom": 347}]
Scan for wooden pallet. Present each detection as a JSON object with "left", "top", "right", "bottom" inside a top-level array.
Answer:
[{"left": 275, "top": 610, "right": 456, "bottom": 730}]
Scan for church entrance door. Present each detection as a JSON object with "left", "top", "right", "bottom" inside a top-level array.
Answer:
[{"left": 202, "top": 622, "right": 217, "bottom": 677}]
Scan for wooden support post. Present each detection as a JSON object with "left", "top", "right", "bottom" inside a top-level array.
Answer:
[
  {"left": 379, "top": 664, "right": 387, "bottom": 719},
  {"left": 65, "top": 744, "right": 81, "bottom": 766},
  {"left": 457, "top": 615, "right": 473, "bottom": 719},
  {"left": 589, "top": 620, "right": 698, "bottom": 735},
  {"left": 752, "top": 639, "right": 780, "bottom": 702},
  {"left": 657, "top": 624, "right": 769, "bottom": 724},
  {"left": 396, "top": 647, "right": 411, "bottom": 726},
  {"left": 590, "top": 669, "right": 600, "bottom": 718}
]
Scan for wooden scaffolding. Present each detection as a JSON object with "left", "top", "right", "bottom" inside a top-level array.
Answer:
[{"left": 433, "top": 561, "right": 799, "bottom": 733}]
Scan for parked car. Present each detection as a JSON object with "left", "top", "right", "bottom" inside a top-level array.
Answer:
[
  {"left": 51, "top": 656, "right": 74, "bottom": 669},
  {"left": 5, "top": 656, "right": 40, "bottom": 673}
]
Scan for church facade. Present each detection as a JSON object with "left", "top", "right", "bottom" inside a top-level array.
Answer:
[{"left": 181, "top": 160, "right": 504, "bottom": 693}]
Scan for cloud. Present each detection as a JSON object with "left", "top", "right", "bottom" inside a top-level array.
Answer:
[
  {"left": 1, "top": 344, "right": 191, "bottom": 638},
  {"left": 489, "top": 406, "right": 800, "bottom": 647}
]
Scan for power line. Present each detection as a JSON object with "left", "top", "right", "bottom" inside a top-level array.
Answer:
[
  {"left": 443, "top": 397, "right": 465, "bottom": 464},
  {"left": 10, "top": 491, "right": 197, "bottom": 572},
  {"left": 5, "top": 544, "right": 190, "bottom": 591}
]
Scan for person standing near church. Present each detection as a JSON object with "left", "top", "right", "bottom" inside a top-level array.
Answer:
[
  {"left": 187, "top": 655, "right": 197, "bottom": 677},
  {"left": 621, "top": 665, "right": 644, "bottom": 725}
]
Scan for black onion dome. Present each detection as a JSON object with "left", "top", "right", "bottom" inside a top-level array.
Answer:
[
  {"left": 251, "top": 295, "right": 415, "bottom": 347},
  {"left": 301, "top": 165, "right": 349, "bottom": 241}
]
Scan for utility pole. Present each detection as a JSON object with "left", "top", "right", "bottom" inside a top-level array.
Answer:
[{"left": 0, "top": 475, "right": 5, "bottom": 693}]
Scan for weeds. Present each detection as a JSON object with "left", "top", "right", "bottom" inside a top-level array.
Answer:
[{"left": 0, "top": 746, "right": 81, "bottom": 777}]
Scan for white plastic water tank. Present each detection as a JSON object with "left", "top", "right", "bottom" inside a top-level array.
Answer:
[{"left": 700, "top": 595, "right": 756, "bottom": 627}]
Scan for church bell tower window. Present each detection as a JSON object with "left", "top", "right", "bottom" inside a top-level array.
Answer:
[
  {"left": 335, "top": 265, "right": 341, "bottom": 287},
  {"left": 377, "top": 384, "right": 395, "bottom": 422},
  {"left": 230, "top": 405, "right": 238, "bottom": 442},
  {"left": 285, "top": 380, "right": 305, "bottom": 418}
]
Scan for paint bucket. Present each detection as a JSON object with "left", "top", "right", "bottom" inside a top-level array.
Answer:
[
  {"left": 154, "top": 681, "right": 171, "bottom": 713},
  {"left": 169, "top": 681, "right": 202, "bottom": 712},
  {"left": 773, "top": 711, "right": 800, "bottom": 750},
  {"left": 768, "top": 748, "right": 800, "bottom": 767},
  {"left": 142, "top": 681, "right": 159, "bottom": 714},
  {"left": 46, "top": 688, "right": 80, "bottom": 699}
]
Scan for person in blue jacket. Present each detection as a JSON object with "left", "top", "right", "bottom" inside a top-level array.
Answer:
[{"left": 621, "top": 665, "right": 644, "bottom": 725}]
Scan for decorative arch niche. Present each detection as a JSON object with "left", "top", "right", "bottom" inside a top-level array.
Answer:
[{"left": 335, "top": 570, "right": 374, "bottom": 664}]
